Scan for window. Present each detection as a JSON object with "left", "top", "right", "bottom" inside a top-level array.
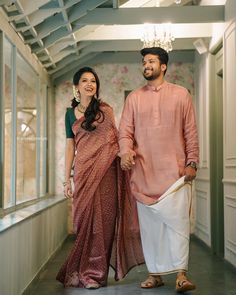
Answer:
[
  {"left": 16, "top": 52, "right": 38, "bottom": 203},
  {"left": 1, "top": 34, "right": 49, "bottom": 210},
  {"left": 3, "top": 37, "right": 13, "bottom": 208},
  {"left": 39, "top": 83, "right": 48, "bottom": 196}
]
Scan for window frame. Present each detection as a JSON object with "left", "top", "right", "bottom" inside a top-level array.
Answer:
[{"left": 0, "top": 32, "right": 49, "bottom": 215}]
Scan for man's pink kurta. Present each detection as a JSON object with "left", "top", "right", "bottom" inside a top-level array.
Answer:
[{"left": 119, "top": 81, "right": 199, "bottom": 205}]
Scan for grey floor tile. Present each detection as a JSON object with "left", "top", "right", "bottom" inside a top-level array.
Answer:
[{"left": 30, "top": 236, "right": 236, "bottom": 295}]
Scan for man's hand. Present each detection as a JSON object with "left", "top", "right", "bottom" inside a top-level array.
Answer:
[
  {"left": 120, "top": 152, "right": 135, "bottom": 170},
  {"left": 184, "top": 166, "right": 197, "bottom": 182}
]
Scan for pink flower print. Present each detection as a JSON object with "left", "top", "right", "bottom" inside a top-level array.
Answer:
[{"left": 121, "top": 66, "right": 128, "bottom": 73}]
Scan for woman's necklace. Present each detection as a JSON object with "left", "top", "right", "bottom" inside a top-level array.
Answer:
[{"left": 77, "top": 103, "right": 87, "bottom": 114}]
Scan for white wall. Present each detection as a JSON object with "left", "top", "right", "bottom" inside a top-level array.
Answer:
[
  {"left": 0, "top": 200, "right": 68, "bottom": 295},
  {"left": 194, "top": 52, "right": 211, "bottom": 246},
  {"left": 200, "top": 0, "right": 226, "bottom": 4},
  {"left": 225, "top": 0, "right": 236, "bottom": 24},
  {"left": 193, "top": 1, "right": 236, "bottom": 267},
  {"left": 209, "top": 23, "right": 226, "bottom": 52},
  {"left": 223, "top": 20, "right": 236, "bottom": 267}
]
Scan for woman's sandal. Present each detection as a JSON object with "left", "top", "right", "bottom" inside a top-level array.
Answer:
[
  {"left": 85, "top": 282, "right": 100, "bottom": 289},
  {"left": 175, "top": 276, "right": 196, "bottom": 293},
  {"left": 141, "top": 275, "right": 164, "bottom": 289}
]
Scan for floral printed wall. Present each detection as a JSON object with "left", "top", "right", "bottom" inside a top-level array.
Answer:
[{"left": 55, "top": 62, "right": 195, "bottom": 195}]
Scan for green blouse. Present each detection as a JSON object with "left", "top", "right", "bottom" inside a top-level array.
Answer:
[{"left": 65, "top": 108, "right": 76, "bottom": 138}]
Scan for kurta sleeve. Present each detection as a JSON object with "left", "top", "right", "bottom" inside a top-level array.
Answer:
[
  {"left": 118, "top": 93, "right": 135, "bottom": 156},
  {"left": 65, "top": 108, "right": 75, "bottom": 138},
  {"left": 183, "top": 92, "right": 199, "bottom": 165}
]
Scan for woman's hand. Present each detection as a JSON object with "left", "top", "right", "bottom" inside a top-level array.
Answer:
[
  {"left": 120, "top": 151, "right": 136, "bottom": 170},
  {"left": 63, "top": 181, "right": 73, "bottom": 198}
]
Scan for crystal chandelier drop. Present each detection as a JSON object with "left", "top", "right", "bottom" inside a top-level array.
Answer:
[{"left": 141, "top": 23, "right": 175, "bottom": 52}]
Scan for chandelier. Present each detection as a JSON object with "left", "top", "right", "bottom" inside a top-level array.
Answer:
[{"left": 141, "top": 23, "right": 175, "bottom": 52}]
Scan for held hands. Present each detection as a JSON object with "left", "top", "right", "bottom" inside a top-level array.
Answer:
[
  {"left": 63, "top": 180, "right": 73, "bottom": 198},
  {"left": 120, "top": 152, "right": 136, "bottom": 170}
]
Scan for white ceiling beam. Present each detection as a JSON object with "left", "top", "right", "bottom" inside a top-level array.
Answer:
[
  {"left": 75, "top": 6, "right": 225, "bottom": 24},
  {"left": 39, "top": 46, "right": 76, "bottom": 64},
  {"left": 8, "top": 4, "right": 46, "bottom": 50},
  {"left": 65, "top": 0, "right": 82, "bottom": 8},
  {"left": 58, "top": 0, "right": 73, "bottom": 33},
  {"left": 36, "top": 13, "right": 67, "bottom": 38},
  {"left": 58, "top": 0, "right": 67, "bottom": 20},
  {"left": 25, "top": 14, "right": 68, "bottom": 44},
  {"left": 0, "top": 0, "right": 17, "bottom": 4},
  {"left": 70, "top": 38, "right": 200, "bottom": 54},
  {"left": 73, "top": 25, "right": 101, "bottom": 40},
  {"left": 20, "top": 0, "right": 50, "bottom": 11},
  {"left": 113, "top": 0, "right": 119, "bottom": 8},
  {"left": 9, "top": 0, "right": 51, "bottom": 21},
  {"left": 25, "top": 1, "right": 80, "bottom": 28},
  {"left": 31, "top": 27, "right": 72, "bottom": 53},
  {"left": 120, "top": 0, "right": 160, "bottom": 7},
  {"left": 75, "top": 23, "right": 212, "bottom": 41},
  {"left": 68, "top": 0, "right": 108, "bottom": 23},
  {"left": 8, "top": 0, "right": 78, "bottom": 22},
  {"left": 47, "top": 53, "right": 78, "bottom": 72},
  {"left": 48, "top": 37, "right": 75, "bottom": 55},
  {"left": 47, "top": 40, "right": 91, "bottom": 60},
  {"left": 47, "top": 48, "right": 76, "bottom": 65},
  {"left": 74, "top": 40, "right": 151, "bottom": 52},
  {"left": 48, "top": 47, "right": 97, "bottom": 74},
  {"left": 42, "top": 25, "right": 82, "bottom": 49},
  {"left": 27, "top": 8, "right": 62, "bottom": 28},
  {"left": 52, "top": 52, "right": 100, "bottom": 81}
]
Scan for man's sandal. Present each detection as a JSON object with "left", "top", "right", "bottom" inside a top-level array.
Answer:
[
  {"left": 175, "top": 276, "right": 196, "bottom": 293},
  {"left": 141, "top": 275, "right": 164, "bottom": 289}
]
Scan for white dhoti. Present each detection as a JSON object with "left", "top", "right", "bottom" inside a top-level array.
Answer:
[{"left": 137, "top": 176, "right": 192, "bottom": 275}]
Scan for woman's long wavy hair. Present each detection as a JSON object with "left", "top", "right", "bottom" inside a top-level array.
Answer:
[{"left": 71, "top": 67, "right": 104, "bottom": 131}]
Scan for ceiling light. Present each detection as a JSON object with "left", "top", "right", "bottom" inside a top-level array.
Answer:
[{"left": 141, "top": 23, "right": 175, "bottom": 52}]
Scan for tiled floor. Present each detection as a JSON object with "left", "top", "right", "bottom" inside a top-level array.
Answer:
[{"left": 31, "top": 236, "right": 236, "bottom": 295}]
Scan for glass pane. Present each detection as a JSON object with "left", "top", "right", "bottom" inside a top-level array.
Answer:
[
  {"left": 4, "top": 38, "right": 13, "bottom": 208},
  {"left": 40, "top": 83, "right": 47, "bottom": 197},
  {"left": 16, "top": 52, "right": 38, "bottom": 204}
]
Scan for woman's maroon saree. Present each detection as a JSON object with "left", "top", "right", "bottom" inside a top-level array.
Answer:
[{"left": 56, "top": 104, "right": 144, "bottom": 288}]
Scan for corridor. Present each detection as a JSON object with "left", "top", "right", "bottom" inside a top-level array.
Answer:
[
  {"left": 31, "top": 236, "right": 236, "bottom": 295},
  {"left": 1, "top": 1, "right": 236, "bottom": 295}
]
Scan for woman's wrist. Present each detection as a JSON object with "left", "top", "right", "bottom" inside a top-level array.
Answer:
[{"left": 63, "top": 179, "right": 71, "bottom": 186}]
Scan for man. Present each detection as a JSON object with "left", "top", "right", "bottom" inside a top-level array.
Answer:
[{"left": 119, "top": 47, "right": 199, "bottom": 293}]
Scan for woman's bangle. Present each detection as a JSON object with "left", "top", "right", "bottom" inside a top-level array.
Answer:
[{"left": 63, "top": 180, "right": 71, "bottom": 186}]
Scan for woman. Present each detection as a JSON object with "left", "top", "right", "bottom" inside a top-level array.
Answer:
[{"left": 56, "top": 67, "right": 144, "bottom": 289}]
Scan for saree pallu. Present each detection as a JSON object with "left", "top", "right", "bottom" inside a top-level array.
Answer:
[
  {"left": 56, "top": 104, "right": 144, "bottom": 287},
  {"left": 137, "top": 176, "right": 192, "bottom": 275}
]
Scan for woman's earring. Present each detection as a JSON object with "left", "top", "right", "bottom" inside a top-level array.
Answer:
[{"left": 73, "top": 85, "right": 80, "bottom": 103}]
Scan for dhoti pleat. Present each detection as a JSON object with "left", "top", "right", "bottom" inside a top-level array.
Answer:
[{"left": 137, "top": 176, "right": 192, "bottom": 275}]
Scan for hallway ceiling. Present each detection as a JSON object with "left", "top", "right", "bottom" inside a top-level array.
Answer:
[{"left": 0, "top": 0, "right": 225, "bottom": 84}]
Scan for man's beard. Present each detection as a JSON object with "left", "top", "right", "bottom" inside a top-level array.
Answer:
[{"left": 143, "top": 69, "right": 160, "bottom": 81}]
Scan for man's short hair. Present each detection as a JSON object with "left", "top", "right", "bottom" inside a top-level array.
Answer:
[{"left": 140, "top": 47, "right": 169, "bottom": 66}]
